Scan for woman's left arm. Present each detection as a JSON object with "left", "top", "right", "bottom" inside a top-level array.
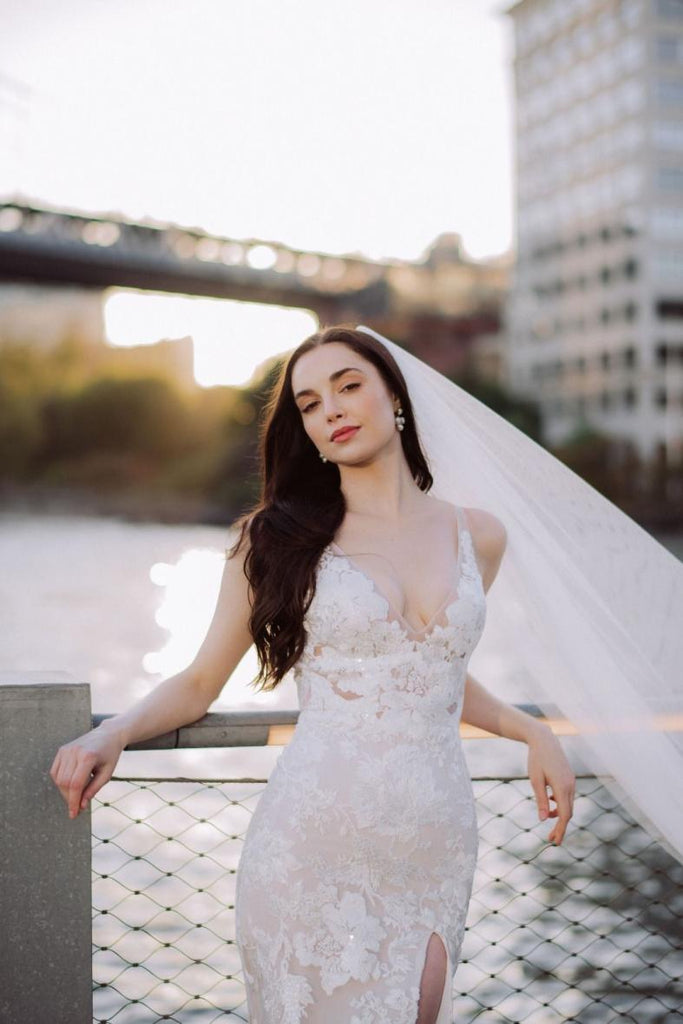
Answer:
[
  {"left": 461, "top": 673, "right": 576, "bottom": 845},
  {"left": 464, "top": 507, "right": 576, "bottom": 844}
]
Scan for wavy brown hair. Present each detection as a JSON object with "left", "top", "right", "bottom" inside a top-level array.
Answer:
[{"left": 228, "top": 324, "right": 434, "bottom": 690}]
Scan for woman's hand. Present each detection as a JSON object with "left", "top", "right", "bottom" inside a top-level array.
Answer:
[
  {"left": 49, "top": 724, "right": 125, "bottom": 820},
  {"left": 526, "top": 725, "right": 576, "bottom": 845}
]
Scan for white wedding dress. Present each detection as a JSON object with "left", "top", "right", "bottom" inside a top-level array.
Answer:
[{"left": 235, "top": 505, "right": 487, "bottom": 1023}]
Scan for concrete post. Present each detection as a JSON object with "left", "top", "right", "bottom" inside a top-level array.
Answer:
[{"left": 0, "top": 673, "right": 93, "bottom": 1023}]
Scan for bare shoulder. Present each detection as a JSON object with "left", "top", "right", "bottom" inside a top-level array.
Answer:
[
  {"left": 463, "top": 506, "right": 507, "bottom": 549},
  {"left": 462, "top": 506, "right": 507, "bottom": 593}
]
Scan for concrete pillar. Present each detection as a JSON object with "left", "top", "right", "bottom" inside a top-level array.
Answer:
[{"left": 0, "top": 673, "right": 92, "bottom": 1022}]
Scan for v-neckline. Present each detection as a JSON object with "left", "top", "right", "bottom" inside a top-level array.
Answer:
[{"left": 326, "top": 510, "right": 465, "bottom": 640}]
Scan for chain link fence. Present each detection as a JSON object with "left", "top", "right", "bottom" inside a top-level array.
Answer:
[{"left": 92, "top": 771, "right": 683, "bottom": 1024}]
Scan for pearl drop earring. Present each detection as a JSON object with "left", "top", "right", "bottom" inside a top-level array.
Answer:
[
  {"left": 319, "top": 451, "right": 328, "bottom": 462},
  {"left": 395, "top": 405, "right": 405, "bottom": 432}
]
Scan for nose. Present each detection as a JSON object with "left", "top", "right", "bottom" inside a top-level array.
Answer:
[{"left": 322, "top": 393, "right": 344, "bottom": 420}]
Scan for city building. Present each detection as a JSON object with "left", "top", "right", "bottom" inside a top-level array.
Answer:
[{"left": 504, "top": 0, "right": 683, "bottom": 466}]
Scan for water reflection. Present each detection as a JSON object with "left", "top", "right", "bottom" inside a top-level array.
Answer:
[
  {"left": 144, "top": 545, "right": 297, "bottom": 711},
  {"left": 1, "top": 511, "right": 679, "bottom": 783},
  {"left": 145, "top": 550, "right": 223, "bottom": 677}
]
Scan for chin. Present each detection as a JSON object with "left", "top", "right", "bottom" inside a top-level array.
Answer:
[{"left": 340, "top": 442, "right": 388, "bottom": 466}]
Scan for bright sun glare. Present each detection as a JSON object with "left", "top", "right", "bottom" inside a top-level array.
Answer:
[
  {"left": 104, "top": 289, "right": 318, "bottom": 387},
  {"left": 144, "top": 547, "right": 297, "bottom": 709}
]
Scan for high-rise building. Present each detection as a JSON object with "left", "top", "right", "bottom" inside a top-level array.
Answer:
[{"left": 504, "top": 0, "right": 683, "bottom": 466}]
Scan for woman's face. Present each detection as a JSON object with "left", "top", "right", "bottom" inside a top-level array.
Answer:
[{"left": 291, "top": 342, "right": 401, "bottom": 465}]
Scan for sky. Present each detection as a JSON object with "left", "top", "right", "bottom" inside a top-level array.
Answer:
[{"left": 0, "top": 0, "right": 516, "bottom": 383}]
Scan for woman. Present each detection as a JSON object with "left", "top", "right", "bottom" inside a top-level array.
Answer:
[{"left": 50, "top": 324, "right": 575, "bottom": 1024}]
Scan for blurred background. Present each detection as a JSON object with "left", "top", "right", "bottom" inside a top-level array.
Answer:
[{"left": 1, "top": 0, "right": 682, "bottom": 730}]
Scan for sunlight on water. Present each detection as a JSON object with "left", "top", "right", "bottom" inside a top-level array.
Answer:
[
  {"left": 144, "top": 545, "right": 295, "bottom": 711},
  {"left": 145, "top": 550, "right": 220, "bottom": 676}
]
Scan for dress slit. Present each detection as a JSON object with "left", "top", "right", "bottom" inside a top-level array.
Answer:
[{"left": 413, "top": 930, "right": 453, "bottom": 1024}]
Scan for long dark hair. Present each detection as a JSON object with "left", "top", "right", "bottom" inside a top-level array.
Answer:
[{"left": 228, "top": 323, "right": 433, "bottom": 689}]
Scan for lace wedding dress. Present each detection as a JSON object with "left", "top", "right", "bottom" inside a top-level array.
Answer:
[{"left": 235, "top": 505, "right": 487, "bottom": 1023}]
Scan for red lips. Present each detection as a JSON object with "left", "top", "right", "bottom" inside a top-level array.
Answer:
[{"left": 330, "top": 426, "right": 360, "bottom": 442}]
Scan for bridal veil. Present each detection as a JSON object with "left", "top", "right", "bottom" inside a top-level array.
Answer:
[{"left": 355, "top": 324, "right": 683, "bottom": 866}]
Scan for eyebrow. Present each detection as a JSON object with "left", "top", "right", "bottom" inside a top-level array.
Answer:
[{"left": 293, "top": 366, "right": 366, "bottom": 401}]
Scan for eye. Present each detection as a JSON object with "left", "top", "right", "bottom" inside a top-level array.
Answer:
[
  {"left": 301, "top": 400, "right": 318, "bottom": 414},
  {"left": 341, "top": 382, "right": 360, "bottom": 393}
]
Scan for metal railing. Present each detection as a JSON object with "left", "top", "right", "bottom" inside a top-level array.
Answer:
[
  {"left": 2, "top": 679, "right": 680, "bottom": 1024},
  {"left": 90, "top": 709, "right": 683, "bottom": 1024}
]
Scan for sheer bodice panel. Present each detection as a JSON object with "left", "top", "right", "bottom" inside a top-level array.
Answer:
[{"left": 293, "top": 517, "right": 487, "bottom": 733}]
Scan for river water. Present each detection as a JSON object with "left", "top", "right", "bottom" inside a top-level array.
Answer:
[
  {"left": 1, "top": 511, "right": 302, "bottom": 779},
  {"left": 2, "top": 509, "right": 682, "bottom": 781}
]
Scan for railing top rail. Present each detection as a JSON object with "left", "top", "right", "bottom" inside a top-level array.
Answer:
[{"left": 93, "top": 703, "right": 560, "bottom": 750}]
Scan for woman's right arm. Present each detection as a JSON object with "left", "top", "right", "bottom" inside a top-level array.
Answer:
[{"left": 50, "top": 538, "right": 254, "bottom": 819}]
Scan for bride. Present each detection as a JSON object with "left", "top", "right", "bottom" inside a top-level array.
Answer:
[{"left": 50, "top": 323, "right": 575, "bottom": 1023}]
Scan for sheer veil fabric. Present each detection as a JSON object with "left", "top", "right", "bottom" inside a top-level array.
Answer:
[{"left": 353, "top": 325, "right": 683, "bottom": 865}]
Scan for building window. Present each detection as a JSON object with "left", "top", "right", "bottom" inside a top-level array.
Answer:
[
  {"left": 656, "top": 343, "right": 668, "bottom": 365},
  {"left": 657, "top": 299, "right": 683, "bottom": 318},
  {"left": 600, "top": 308, "right": 611, "bottom": 324},
  {"left": 652, "top": 206, "right": 683, "bottom": 238},
  {"left": 624, "top": 387, "right": 637, "bottom": 407},
  {"left": 653, "top": 120, "right": 683, "bottom": 150},
  {"left": 657, "top": 79, "right": 683, "bottom": 106},
  {"left": 658, "top": 166, "right": 683, "bottom": 190},
  {"left": 654, "top": 251, "right": 683, "bottom": 277},
  {"left": 654, "top": 388, "right": 668, "bottom": 409},
  {"left": 624, "top": 302, "right": 638, "bottom": 321},
  {"left": 657, "top": 35, "right": 683, "bottom": 62},
  {"left": 600, "top": 266, "right": 612, "bottom": 284},
  {"left": 657, "top": 0, "right": 683, "bottom": 20},
  {"left": 620, "top": 0, "right": 640, "bottom": 27},
  {"left": 601, "top": 352, "right": 611, "bottom": 369},
  {"left": 624, "top": 346, "right": 637, "bottom": 368},
  {"left": 623, "top": 258, "right": 638, "bottom": 278}
]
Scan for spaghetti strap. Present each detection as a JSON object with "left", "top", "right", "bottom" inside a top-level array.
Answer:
[{"left": 455, "top": 504, "right": 469, "bottom": 560}]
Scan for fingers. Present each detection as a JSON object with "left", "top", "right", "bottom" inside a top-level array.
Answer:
[
  {"left": 80, "top": 766, "right": 112, "bottom": 811},
  {"left": 528, "top": 736, "right": 576, "bottom": 846},
  {"left": 67, "top": 763, "right": 95, "bottom": 818},
  {"left": 50, "top": 730, "right": 122, "bottom": 820},
  {"left": 546, "top": 779, "right": 576, "bottom": 845},
  {"left": 50, "top": 748, "right": 98, "bottom": 819},
  {"left": 529, "top": 768, "right": 550, "bottom": 822},
  {"left": 529, "top": 771, "right": 576, "bottom": 845}
]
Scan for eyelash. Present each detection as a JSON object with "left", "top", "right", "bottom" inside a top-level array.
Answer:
[{"left": 301, "top": 382, "right": 360, "bottom": 414}]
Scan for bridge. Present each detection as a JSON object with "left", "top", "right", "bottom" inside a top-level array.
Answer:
[{"left": 0, "top": 199, "right": 507, "bottom": 372}]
